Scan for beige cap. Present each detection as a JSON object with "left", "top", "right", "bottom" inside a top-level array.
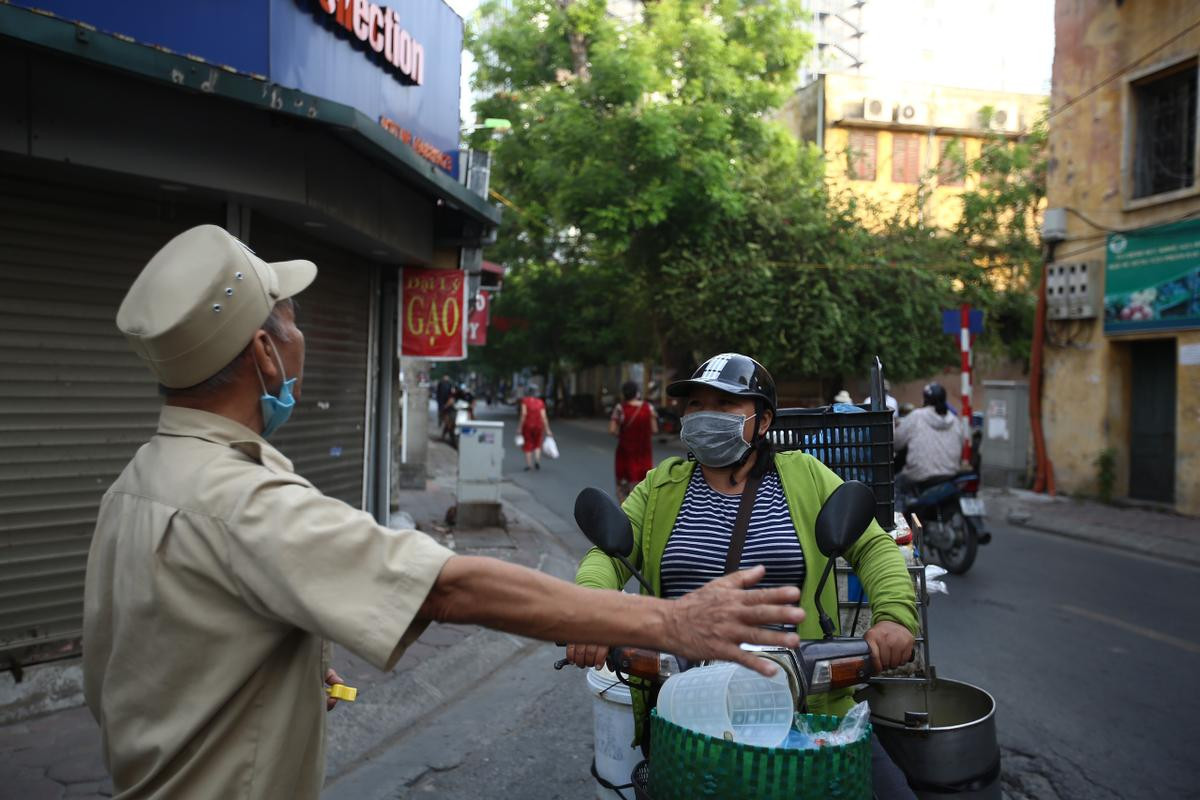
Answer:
[{"left": 117, "top": 225, "right": 317, "bottom": 388}]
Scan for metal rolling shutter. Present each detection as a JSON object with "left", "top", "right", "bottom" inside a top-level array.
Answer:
[
  {"left": 0, "top": 170, "right": 220, "bottom": 666},
  {"left": 249, "top": 217, "right": 374, "bottom": 509}
]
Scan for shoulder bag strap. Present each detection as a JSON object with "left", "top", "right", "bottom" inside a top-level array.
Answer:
[{"left": 724, "top": 472, "right": 763, "bottom": 575}]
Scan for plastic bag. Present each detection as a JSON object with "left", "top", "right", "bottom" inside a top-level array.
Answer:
[
  {"left": 514, "top": 434, "right": 525, "bottom": 448},
  {"left": 925, "top": 564, "right": 949, "bottom": 595},
  {"left": 821, "top": 701, "right": 871, "bottom": 746},
  {"left": 783, "top": 702, "right": 872, "bottom": 750},
  {"left": 542, "top": 436, "right": 560, "bottom": 459}
]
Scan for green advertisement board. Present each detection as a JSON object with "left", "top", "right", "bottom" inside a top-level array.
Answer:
[{"left": 1104, "top": 217, "right": 1200, "bottom": 334}]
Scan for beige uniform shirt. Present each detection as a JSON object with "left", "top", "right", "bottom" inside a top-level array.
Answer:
[{"left": 83, "top": 406, "right": 454, "bottom": 799}]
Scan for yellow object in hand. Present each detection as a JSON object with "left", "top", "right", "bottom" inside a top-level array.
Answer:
[{"left": 325, "top": 684, "right": 357, "bottom": 702}]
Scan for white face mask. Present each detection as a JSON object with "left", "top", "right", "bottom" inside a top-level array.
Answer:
[{"left": 679, "top": 411, "right": 755, "bottom": 467}]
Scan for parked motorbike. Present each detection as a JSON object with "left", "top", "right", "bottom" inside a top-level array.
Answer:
[
  {"left": 559, "top": 482, "right": 882, "bottom": 797},
  {"left": 900, "top": 473, "right": 990, "bottom": 575}
]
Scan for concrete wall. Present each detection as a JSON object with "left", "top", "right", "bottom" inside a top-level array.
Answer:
[
  {"left": 779, "top": 79, "right": 822, "bottom": 147},
  {"left": 1044, "top": 0, "right": 1200, "bottom": 515}
]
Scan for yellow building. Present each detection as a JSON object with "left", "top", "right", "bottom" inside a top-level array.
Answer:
[
  {"left": 780, "top": 73, "right": 1046, "bottom": 229},
  {"left": 1041, "top": 0, "right": 1200, "bottom": 516}
]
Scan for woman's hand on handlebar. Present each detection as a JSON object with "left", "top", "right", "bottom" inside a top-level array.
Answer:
[
  {"left": 863, "top": 620, "right": 915, "bottom": 672},
  {"left": 565, "top": 643, "right": 610, "bottom": 669}
]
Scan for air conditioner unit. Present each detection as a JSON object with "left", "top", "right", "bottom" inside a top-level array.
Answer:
[
  {"left": 863, "top": 95, "right": 893, "bottom": 123},
  {"left": 897, "top": 101, "right": 929, "bottom": 126},
  {"left": 983, "top": 103, "right": 1021, "bottom": 133}
]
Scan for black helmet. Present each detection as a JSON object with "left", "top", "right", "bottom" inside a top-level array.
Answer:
[
  {"left": 668, "top": 353, "right": 777, "bottom": 413},
  {"left": 922, "top": 382, "right": 947, "bottom": 407}
]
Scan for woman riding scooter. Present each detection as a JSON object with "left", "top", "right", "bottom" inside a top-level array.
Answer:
[{"left": 565, "top": 353, "right": 919, "bottom": 798}]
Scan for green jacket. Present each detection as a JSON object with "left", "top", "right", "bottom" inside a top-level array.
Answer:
[{"left": 575, "top": 450, "right": 918, "bottom": 726}]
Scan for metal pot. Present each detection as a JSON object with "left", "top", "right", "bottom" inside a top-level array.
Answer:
[{"left": 857, "top": 678, "right": 1000, "bottom": 799}]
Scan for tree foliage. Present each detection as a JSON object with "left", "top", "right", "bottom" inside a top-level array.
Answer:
[{"left": 468, "top": 0, "right": 1045, "bottom": 386}]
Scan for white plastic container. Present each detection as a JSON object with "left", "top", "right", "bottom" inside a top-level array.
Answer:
[
  {"left": 587, "top": 666, "right": 639, "bottom": 799},
  {"left": 656, "top": 663, "right": 792, "bottom": 747}
]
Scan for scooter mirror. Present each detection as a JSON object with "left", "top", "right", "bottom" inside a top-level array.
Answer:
[
  {"left": 574, "top": 488, "right": 634, "bottom": 558},
  {"left": 814, "top": 481, "right": 876, "bottom": 558}
]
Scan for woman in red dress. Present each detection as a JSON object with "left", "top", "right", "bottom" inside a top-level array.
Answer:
[
  {"left": 609, "top": 381, "right": 658, "bottom": 501},
  {"left": 518, "top": 385, "right": 552, "bottom": 471}
]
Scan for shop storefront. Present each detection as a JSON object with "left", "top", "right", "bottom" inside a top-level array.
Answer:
[
  {"left": 0, "top": 0, "right": 500, "bottom": 670},
  {"left": 1101, "top": 219, "right": 1200, "bottom": 506}
]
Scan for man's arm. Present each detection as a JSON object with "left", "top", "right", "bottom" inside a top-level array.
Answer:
[{"left": 418, "top": 557, "right": 803, "bottom": 675}]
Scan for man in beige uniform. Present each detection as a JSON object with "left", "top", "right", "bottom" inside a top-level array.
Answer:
[{"left": 84, "top": 225, "right": 807, "bottom": 799}]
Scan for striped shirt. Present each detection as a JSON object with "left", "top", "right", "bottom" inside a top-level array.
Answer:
[{"left": 661, "top": 469, "right": 805, "bottom": 628}]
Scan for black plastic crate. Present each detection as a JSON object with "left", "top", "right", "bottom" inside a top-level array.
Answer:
[{"left": 768, "top": 405, "right": 895, "bottom": 530}]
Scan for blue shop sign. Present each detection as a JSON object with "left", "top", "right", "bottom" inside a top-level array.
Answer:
[{"left": 17, "top": 0, "right": 462, "bottom": 176}]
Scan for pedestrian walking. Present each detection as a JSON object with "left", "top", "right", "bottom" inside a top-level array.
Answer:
[
  {"left": 609, "top": 380, "right": 657, "bottom": 502},
  {"left": 87, "top": 227, "right": 806, "bottom": 799},
  {"left": 518, "top": 385, "right": 552, "bottom": 470},
  {"left": 436, "top": 374, "right": 454, "bottom": 439}
]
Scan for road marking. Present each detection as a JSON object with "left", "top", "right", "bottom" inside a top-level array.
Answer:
[{"left": 1059, "top": 604, "right": 1200, "bottom": 655}]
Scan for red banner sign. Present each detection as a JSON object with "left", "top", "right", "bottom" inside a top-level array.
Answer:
[
  {"left": 400, "top": 268, "right": 467, "bottom": 360},
  {"left": 467, "top": 290, "right": 490, "bottom": 346}
]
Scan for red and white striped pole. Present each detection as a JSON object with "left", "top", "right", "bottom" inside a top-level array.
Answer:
[{"left": 960, "top": 303, "right": 973, "bottom": 464}]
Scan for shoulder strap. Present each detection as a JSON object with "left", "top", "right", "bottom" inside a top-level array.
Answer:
[{"left": 724, "top": 472, "right": 763, "bottom": 574}]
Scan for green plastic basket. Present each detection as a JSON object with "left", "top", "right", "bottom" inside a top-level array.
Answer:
[{"left": 646, "top": 710, "right": 872, "bottom": 800}]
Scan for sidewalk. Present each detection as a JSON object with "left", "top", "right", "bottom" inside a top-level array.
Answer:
[
  {"left": 0, "top": 433, "right": 582, "bottom": 800},
  {"left": 982, "top": 487, "right": 1200, "bottom": 567}
]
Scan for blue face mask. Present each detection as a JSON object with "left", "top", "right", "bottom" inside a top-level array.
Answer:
[{"left": 253, "top": 338, "right": 296, "bottom": 438}]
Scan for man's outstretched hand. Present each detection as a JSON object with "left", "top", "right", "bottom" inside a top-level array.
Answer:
[{"left": 663, "top": 565, "right": 803, "bottom": 676}]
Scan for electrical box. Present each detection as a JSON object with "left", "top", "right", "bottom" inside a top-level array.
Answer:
[
  {"left": 1046, "top": 261, "right": 1099, "bottom": 320},
  {"left": 456, "top": 419, "right": 505, "bottom": 505},
  {"left": 1041, "top": 207, "right": 1067, "bottom": 243},
  {"left": 980, "top": 381, "right": 1029, "bottom": 489}
]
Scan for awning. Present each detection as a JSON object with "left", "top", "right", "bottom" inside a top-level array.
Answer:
[{"left": 0, "top": 3, "right": 501, "bottom": 227}]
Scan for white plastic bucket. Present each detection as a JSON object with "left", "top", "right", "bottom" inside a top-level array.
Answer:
[{"left": 587, "top": 666, "right": 638, "bottom": 800}]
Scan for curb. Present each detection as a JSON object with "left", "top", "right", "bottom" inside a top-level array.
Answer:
[{"left": 1005, "top": 518, "right": 1200, "bottom": 570}]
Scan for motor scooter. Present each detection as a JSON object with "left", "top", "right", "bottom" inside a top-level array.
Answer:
[
  {"left": 895, "top": 414, "right": 990, "bottom": 575},
  {"left": 900, "top": 473, "right": 990, "bottom": 575},
  {"left": 559, "top": 482, "right": 883, "bottom": 798}
]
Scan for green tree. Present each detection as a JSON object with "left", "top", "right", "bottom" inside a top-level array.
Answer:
[{"left": 469, "top": 0, "right": 819, "bottom": 380}]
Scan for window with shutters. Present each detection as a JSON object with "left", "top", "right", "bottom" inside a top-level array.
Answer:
[
  {"left": 892, "top": 133, "right": 921, "bottom": 184},
  {"left": 938, "top": 138, "right": 965, "bottom": 187},
  {"left": 1129, "top": 58, "right": 1197, "bottom": 201},
  {"left": 846, "top": 130, "right": 877, "bottom": 181}
]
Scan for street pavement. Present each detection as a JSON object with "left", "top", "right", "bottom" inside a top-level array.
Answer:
[
  {"left": 2, "top": 399, "right": 1198, "bottom": 799},
  {"left": 337, "top": 401, "right": 1200, "bottom": 800}
]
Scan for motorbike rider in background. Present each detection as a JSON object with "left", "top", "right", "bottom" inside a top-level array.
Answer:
[{"left": 893, "top": 383, "right": 967, "bottom": 505}]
